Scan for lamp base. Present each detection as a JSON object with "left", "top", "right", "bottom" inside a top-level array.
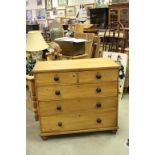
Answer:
[{"left": 31, "top": 51, "right": 43, "bottom": 61}]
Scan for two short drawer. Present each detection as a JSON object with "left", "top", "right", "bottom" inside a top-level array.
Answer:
[
  {"left": 39, "top": 97, "right": 118, "bottom": 116},
  {"left": 40, "top": 110, "right": 117, "bottom": 133},
  {"left": 35, "top": 69, "right": 118, "bottom": 85}
]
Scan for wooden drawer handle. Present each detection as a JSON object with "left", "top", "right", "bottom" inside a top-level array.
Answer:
[
  {"left": 55, "top": 90, "right": 61, "bottom": 96},
  {"left": 56, "top": 105, "right": 62, "bottom": 111},
  {"left": 58, "top": 122, "right": 62, "bottom": 127},
  {"left": 96, "top": 102, "right": 102, "bottom": 108},
  {"left": 96, "top": 73, "right": 102, "bottom": 79},
  {"left": 96, "top": 87, "right": 102, "bottom": 93},
  {"left": 96, "top": 118, "right": 102, "bottom": 123},
  {"left": 53, "top": 75, "right": 59, "bottom": 81}
]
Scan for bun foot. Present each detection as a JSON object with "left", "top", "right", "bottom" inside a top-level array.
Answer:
[
  {"left": 41, "top": 136, "right": 48, "bottom": 140},
  {"left": 112, "top": 129, "right": 117, "bottom": 134}
]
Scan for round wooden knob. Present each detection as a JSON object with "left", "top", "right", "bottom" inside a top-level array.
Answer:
[
  {"left": 58, "top": 122, "right": 62, "bottom": 127},
  {"left": 54, "top": 75, "right": 59, "bottom": 81},
  {"left": 56, "top": 105, "right": 62, "bottom": 111},
  {"left": 96, "top": 73, "right": 102, "bottom": 79},
  {"left": 96, "top": 102, "right": 102, "bottom": 108},
  {"left": 96, "top": 118, "right": 102, "bottom": 123},
  {"left": 55, "top": 90, "right": 60, "bottom": 96},
  {"left": 96, "top": 87, "right": 101, "bottom": 93}
]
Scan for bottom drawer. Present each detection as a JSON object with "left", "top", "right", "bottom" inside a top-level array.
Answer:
[{"left": 40, "top": 110, "right": 117, "bottom": 133}]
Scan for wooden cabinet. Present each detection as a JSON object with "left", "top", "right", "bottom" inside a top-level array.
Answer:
[
  {"left": 109, "top": 3, "right": 129, "bottom": 27},
  {"left": 33, "top": 58, "right": 119, "bottom": 139},
  {"left": 26, "top": 24, "right": 39, "bottom": 33}
]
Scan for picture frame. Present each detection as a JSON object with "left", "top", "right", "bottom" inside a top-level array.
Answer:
[
  {"left": 46, "top": 11, "right": 51, "bottom": 19},
  {"left": 26, "top": 0, "right": 28, "bottom": 7},
  {"left": 26, "top": 10, "right": 32, "bottom": 21},
  {"left": 36, "top": 9, "right": 45, "bottom": 20},
  {"left": 66, "top": 6, "right": 76, "bottom": 17},
  {"left": 103, "top": 52, "right": 128, "bottom": 99},
  {"left": 37, "top": 0, "right": 42, "bottom": 6},
  {"left": 58, "top": 0, "right": 68, "bottom": 6},
  {"left": 57, "top": 9, "right": 66, "bottom": 18},
  {"left": 85, "top": 3, "right": 95, "bottom": 16},
  {"left": 52, "top": 7, "right": 57, "bottom": 15},
  {"left": 112, "top": 0, "right": 128, "bottom": 3},
  {"left": 45, "top": 0, "right": 52, "bottom": 11}
]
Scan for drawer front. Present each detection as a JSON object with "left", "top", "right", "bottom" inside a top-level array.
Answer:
[
  {"left": 39, "top": 97, "right": 117, "bottom": 116},
  {"left": 79, "top": 69, "right": 118, "bottom": 83},
  {"left": 35, "top": 72, "right": 77, "bottom": 85},
  {"left": 37, "top": 82, "right": 118, "bottom": 100},
  {"left": 40, "top": 110, "right": 117, "bottom": 133}
]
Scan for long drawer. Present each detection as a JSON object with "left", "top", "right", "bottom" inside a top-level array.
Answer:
[
  {"left": 40, "top": 110, "right": 117, "bottom": 133},
  {"left": 39, "top": 97, "right": 117, "bottom": 116},
  {"left": 37, "top": 82, "right": 118, "bottom": 101}
]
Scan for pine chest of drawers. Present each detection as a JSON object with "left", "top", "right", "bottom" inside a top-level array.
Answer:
[{"left": 33, "top": 58, "right": 119, "bottom": 139}]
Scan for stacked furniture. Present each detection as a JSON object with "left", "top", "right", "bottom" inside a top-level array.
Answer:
[{"left": 33, "top": 58, "right": 119, "bottom": 140}]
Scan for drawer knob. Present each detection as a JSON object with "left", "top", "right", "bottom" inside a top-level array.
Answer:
[
  {"left": 56, "top": 105, "right": 62, "bottom": 111},
  {"left": 54, "top": 75, "right": 59, "bottom": 81},
  {"left": 96, "top": 87, "right": 102, "bottom": 93},
  {"left": 96, "top": 102, "right": 102, "bottom": 108},
  {"left": 96, "top": 73, "right": 102, "bottom": 79},
  {"left": 58, "top": 122, "right": 62, "bottom": 127},
  {"left": 96, "top": 118, "right": 102, "bottom": 123},
  {"left": 55, "top": 90, "right": 61, "bottom": 96}
]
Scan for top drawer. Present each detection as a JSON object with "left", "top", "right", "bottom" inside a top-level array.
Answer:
[
  {"left": 35, "top": 72, "right": 77, "bottom": 85},
  {"left": 79, "top": 69, "right": 118, "bottom": 83}
]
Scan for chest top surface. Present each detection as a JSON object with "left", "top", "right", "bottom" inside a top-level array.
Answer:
[{"left": 33, "top": 58, "right": 119, "bottom": 73}]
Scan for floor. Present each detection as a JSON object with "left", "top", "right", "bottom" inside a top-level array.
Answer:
[{"left": 27, "top": 94, "right": 129, "bottom": 155}]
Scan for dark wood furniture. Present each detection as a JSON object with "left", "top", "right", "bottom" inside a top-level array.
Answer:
[
  {"left": 109, "top": 3, "right": 129, "bottom": 27},
  {"left": 26, "top": 24, "right": 39, "bottom": 33},
  {"left": 55, "top": 39, "right": 85, "bottom": 57},
  {"left": 101, "top": 22, "right": 126, "bottom": 53},
  {"left": 90, "top": 8, "right": 109, "bottom": 29}
]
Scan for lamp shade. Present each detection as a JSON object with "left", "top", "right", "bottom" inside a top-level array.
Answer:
[{"left": 26, "top": 31, "right": 49, "bottom": 51}]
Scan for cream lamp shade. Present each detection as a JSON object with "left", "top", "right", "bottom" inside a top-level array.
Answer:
[{"left": 26, "top": 31, "right": 49, "bottom": 52}]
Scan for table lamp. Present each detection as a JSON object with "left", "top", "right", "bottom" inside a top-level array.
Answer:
[{"left": 26, "top": 31, "right": 49, "bottom": 61}]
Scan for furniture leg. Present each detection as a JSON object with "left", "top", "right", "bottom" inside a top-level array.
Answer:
[{"left": 30, "top": 78, "right": 39, "bottom": 121}]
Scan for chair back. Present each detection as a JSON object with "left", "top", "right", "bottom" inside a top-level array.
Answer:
[
  {"left": 92, "top": 36, "right": 101, "bottom": 58},
  {"left": 102, "top": 21, "right": 126, "bottom": 53}
]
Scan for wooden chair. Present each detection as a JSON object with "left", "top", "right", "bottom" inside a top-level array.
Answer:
[
  {"left": 102, "top": 21, "right": 126, "bottom": 53},
  {"left": 26, "top": 75, "right": 38, "bottom": 121},
  {"left": 92, "top": 36, "right": 101, "bottom": 58}
]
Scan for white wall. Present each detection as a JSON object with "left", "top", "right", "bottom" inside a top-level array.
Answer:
[
  {"left": 27, "top": 0, "right": 95, "bottom": 9},
  {"left": 26, "top": 0, "right": 45, "bottom": 19},
  {"left": 26, "top": 0, "right": 45, "bottom": 10},
  {"left": 26, "top": 0, "right": 96, "bottom": 19}
]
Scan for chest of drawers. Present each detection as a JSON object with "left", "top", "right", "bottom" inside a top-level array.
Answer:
[{"left": 33, "top": 58, "right": 119, "bottom": 140}]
